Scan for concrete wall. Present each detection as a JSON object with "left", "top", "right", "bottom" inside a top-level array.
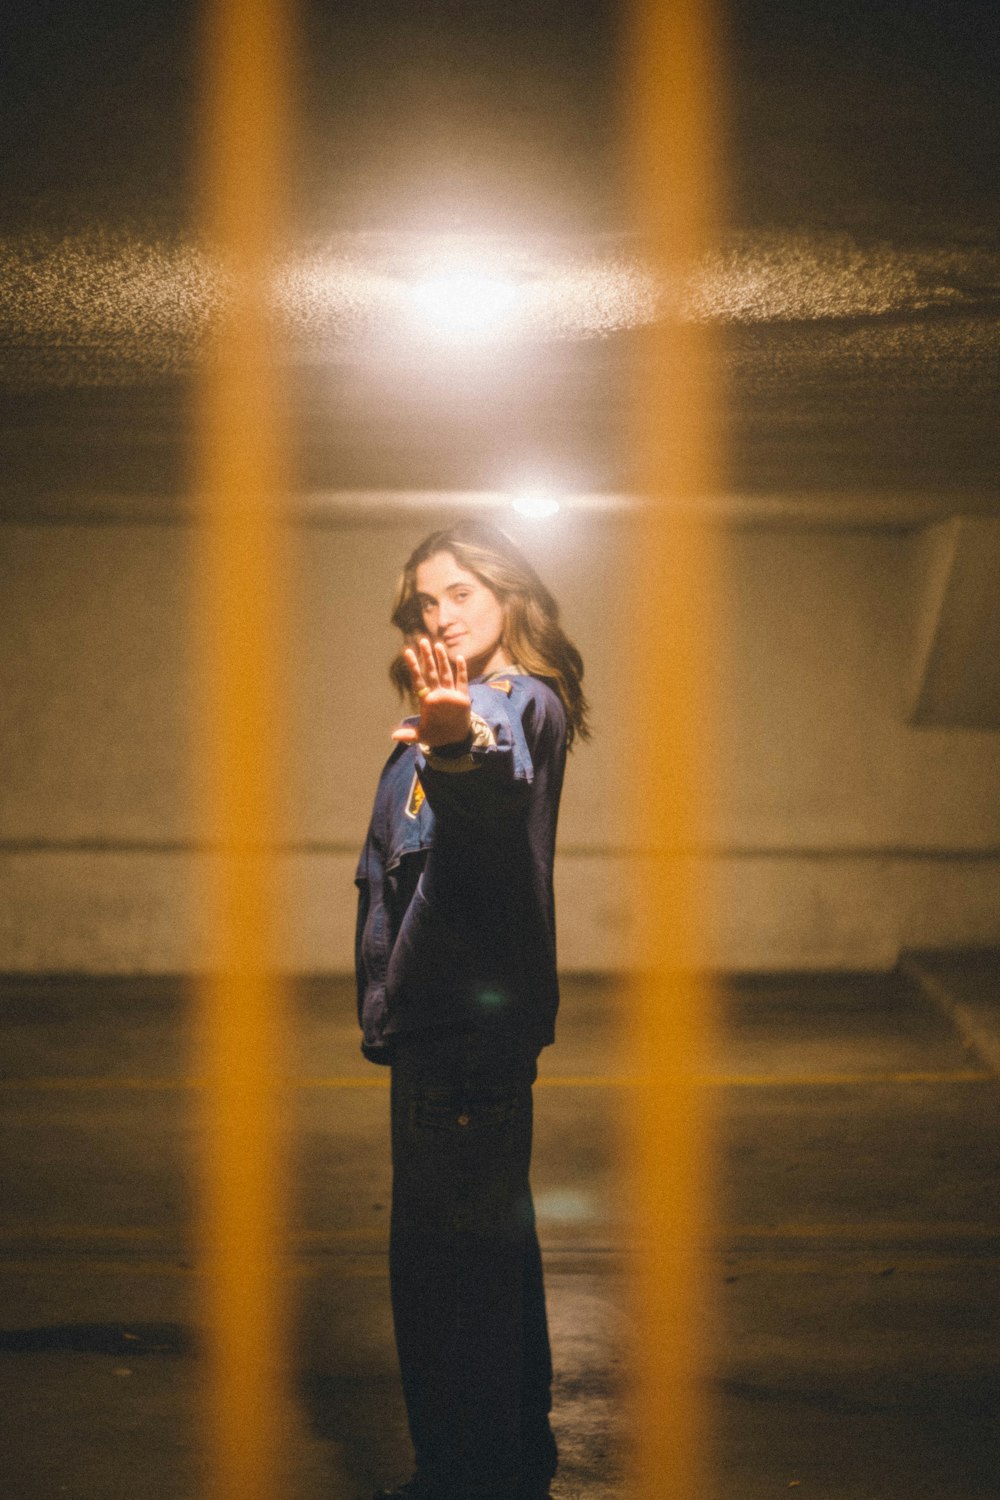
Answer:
[{"left": 2, "top": 514, "right": 998, "bottom": 973}]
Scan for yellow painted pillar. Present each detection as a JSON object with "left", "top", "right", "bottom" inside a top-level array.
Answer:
[
  {"left": 192, "top": 2, "right": 293, "bottom": 1499},
  {"left": 623, "top": 0, "right": 724, "bottom": 1496}
]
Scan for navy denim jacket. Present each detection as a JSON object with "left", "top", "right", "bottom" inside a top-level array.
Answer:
[{"left": 354, "top": 673, "right": 567, "bottom": 1063}]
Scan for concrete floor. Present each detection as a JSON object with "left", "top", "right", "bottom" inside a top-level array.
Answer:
[{"left": 1, "top": 955, "right": 998, "bottom": 1498}]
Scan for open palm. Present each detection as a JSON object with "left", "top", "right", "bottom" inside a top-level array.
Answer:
[{"left": 392, "top": 637, "right": 472, "bottom": 749}]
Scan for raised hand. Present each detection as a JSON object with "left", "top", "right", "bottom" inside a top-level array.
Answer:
[{"left": 391, "top": 637, "right": 472, "bottom": 749}]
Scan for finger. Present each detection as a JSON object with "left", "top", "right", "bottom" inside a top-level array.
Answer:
[
  {"left": 419, "top": 636, "right": 439, "bottom": 686},
  {"left": 401, "top": 642, "right": 425, "bottom": 693},
  {"left": 391, "top": 725, "right": 419, "bottom": 743},
  {"left": 454, "top": 654, "right": 468, "bottom": 693},
  {"left": 402, "top": 643, "right": 421, "bottom": 676},
  {"left": 434, "top": 640, "right": 454, "bottom": 688}
]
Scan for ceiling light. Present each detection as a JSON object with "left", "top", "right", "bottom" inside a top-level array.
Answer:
[
  {"left": 407, "top": 271, "right": 520, "bottom": 340},
  {"left": 512, "top": 490, "right": 561, "bottom": 519}
]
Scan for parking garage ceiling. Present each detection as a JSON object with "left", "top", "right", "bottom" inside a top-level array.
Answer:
[{"left": 1, "top": 0, "right": 998, "bottom": 520}]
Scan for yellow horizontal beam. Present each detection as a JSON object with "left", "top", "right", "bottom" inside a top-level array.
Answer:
[
  {"left": 5, "top": 1255, "right": 1000, "bottom": 1280},
  {"left": 4, "top": 1221, "right": 999, "bottom": 1245},
  {"left": 0, "top": 1069, "right": 990, "bottom": 1091}
]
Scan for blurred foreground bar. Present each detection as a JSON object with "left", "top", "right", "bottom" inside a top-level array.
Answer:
[
  {"left": 192, "top": 2, "right": 294, "bottom": 1500},
  {"left": 623, "top": 0, "right": 725, "bottom": 1496}
]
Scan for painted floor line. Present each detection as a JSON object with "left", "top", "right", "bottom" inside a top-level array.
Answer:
[
  {"left": 2, "top": 1222, "right": 998, "bottom": 1246},
  {"left": 537, "top": 1070, "right": 994, "bottom": 1087},
  {"left": 0, "top": 1068, "right": 992, "bottom": 1092},
  {"left": 3, "top": 1255, "right": 1000, "bottom": 1280}
]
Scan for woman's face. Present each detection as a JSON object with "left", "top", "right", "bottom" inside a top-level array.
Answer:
[{"left": 413, "top": 550, "right": 509, "bottom": 678}]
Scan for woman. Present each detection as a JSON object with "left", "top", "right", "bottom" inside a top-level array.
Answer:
[{"left": 355, "top": 520, "right": 589, "bottom": 1500}]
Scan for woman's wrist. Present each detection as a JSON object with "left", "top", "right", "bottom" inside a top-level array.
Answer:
[
  {"left": 424, "top": 731, "right": 474, "bottom": 758},
  {"left": 419, "top": 713, "right": 495, "bottom": 768}
]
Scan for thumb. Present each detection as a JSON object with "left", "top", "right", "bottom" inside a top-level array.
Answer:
[{"left": 391, "top": 725, "right": 419, "bottom": 743}]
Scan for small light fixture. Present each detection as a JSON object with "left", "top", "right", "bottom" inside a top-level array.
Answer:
[
  {"left": 512, "top": 489, "right": 561, "bottom": 519},
  {"left": 407, "top": 271, "right": 520, "bottom": 340}
]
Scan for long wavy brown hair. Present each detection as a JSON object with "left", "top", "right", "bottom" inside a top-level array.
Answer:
[{"left": 390, "top": 520, "right": 590, "bottom": 747}]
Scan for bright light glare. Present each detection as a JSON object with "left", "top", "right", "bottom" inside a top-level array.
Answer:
[
  {"left": 408, "top": 272, "right": 520, "bottom": 339},
  {"left": 512, "top": 491, "right": 561, "bottom": 519}
]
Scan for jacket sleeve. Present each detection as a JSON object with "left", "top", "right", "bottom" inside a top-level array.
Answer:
[
  {"left": 414, "top": 681, "right": 560, "bottom": 827},
  {"left": 354, "top": 831, "right": 393, "bottom": 1061}
]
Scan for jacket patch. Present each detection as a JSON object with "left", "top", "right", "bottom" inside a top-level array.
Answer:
[{"left": 405, "top": 771, "right": 425, "bottom": 820}]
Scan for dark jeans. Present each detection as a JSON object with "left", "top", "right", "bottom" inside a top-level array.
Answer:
[{"left": 389, "top": 1026, "right": 557, "bottom": 1499}]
